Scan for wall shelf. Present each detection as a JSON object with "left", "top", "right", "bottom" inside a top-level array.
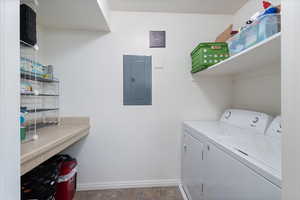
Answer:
[
  {"left": 37, "top": 0, "right": 110, "bottom": 32},
  {"left": 27, "top": 108, "right": 59, "bottom": 113},
  {"left": 26, "top": 122, "right": 59, "bottom": 130},
  {"left": 20, "top": 40, "right": 39, "bottom": 50},
  {"left": 194, "top": 33, "right": 281, "bottom": 77},
  {"left": 21, "top": 72, "right": 59, "bottom": 83},
  {"left": 21, "top": 93, "right": 59, "bottom": 97}
]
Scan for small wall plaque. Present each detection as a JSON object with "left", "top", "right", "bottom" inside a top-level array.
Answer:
[{"left": 150, "top": 31, "right": 166, "bottom": 48}]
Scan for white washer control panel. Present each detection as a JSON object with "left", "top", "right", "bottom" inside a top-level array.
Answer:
[
  {"left": 220, "top": 109, "right": 273, "bottom": 134},
  {"left": 266, "top": 116, "right": 282, "bottom": 137}
]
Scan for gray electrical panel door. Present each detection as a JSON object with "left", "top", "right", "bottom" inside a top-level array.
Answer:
[{"left": 123, "top": 55, "right": 152, "bottom": 105}]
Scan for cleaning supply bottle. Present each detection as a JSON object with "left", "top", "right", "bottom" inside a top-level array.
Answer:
[
  {"left": 262, "top": 1, "right": 281, "bottom": 16},
  {"left": 20, "top": 107, "right": 28, "bottom": 141},
  {"left": 20, "top": 113, "right": 26, "bottom": 141}
]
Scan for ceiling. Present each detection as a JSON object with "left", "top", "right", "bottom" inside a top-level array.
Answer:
[{"left": 108, "top": 0, "right": 249, "bottom": 15}]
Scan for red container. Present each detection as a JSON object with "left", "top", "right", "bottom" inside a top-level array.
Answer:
[{"left": 55, "top": 158, "right": 77, "bottom": 200}]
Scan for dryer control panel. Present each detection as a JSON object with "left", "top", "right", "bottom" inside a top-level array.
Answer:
[{"left": 220, "top": 109, "right": 273, "bottom": 134}]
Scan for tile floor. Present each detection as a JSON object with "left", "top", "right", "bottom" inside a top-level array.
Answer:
[{"left": 74, "top": 186, "right": 184, "bottom": 200}]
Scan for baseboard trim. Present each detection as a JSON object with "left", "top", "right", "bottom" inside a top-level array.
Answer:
[{"left": 78, "top": 179, "right": 180, "bottom": 191}]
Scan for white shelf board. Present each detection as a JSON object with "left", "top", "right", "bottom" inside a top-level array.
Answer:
[
  {"left": 195, "top": 33, "right": 281, "bottom": 77},
  {"left": 37, "top": 0, "right": 110, "bottom": 32}
]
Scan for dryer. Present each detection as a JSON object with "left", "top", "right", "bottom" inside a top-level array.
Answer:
[{"left": 181, "top": 109, "right": 281, "bottom": 200}]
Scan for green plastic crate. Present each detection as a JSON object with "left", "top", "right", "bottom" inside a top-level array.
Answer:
[{"left": 191, "top": 42, "right": 230, "bottom": 73}]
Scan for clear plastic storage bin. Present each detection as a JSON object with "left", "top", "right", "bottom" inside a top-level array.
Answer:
[{"left": 228, "top": 14, "right": 281, "bottom": 56}]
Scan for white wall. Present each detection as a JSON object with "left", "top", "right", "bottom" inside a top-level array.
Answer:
[
  {"left": 232, "top": 66, "right": 281, "bottom": 116},
  {"left": 282, "top": 0, "right": 300, "bottom": 199},
  {"left": 231, "top": 0, "right": 282, "bottom": 116},
  {"left": 41, "top": 11, "right": 233, "bottom": 188},
  {"left": 0, "top": 0, "right": 20, "bottom": 199}
]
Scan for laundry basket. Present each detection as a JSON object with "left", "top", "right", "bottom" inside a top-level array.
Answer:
[
  {"left": 191, "top": 42, "right": 229, "bottom": 73},
  {"left": 21, "top": 155, "right": 75, "bottom": 200},
  {"left": 21, "top": 157, "right": 61, "bottom": 200}
]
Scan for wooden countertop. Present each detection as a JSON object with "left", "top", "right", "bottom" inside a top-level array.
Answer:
[{"left": 21, "top": 117, "right": 90, "bottom": 175}]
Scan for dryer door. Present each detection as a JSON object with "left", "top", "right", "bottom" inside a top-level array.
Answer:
[{"left": 182, "top": 130, "right": 205, "bottom": 200}]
